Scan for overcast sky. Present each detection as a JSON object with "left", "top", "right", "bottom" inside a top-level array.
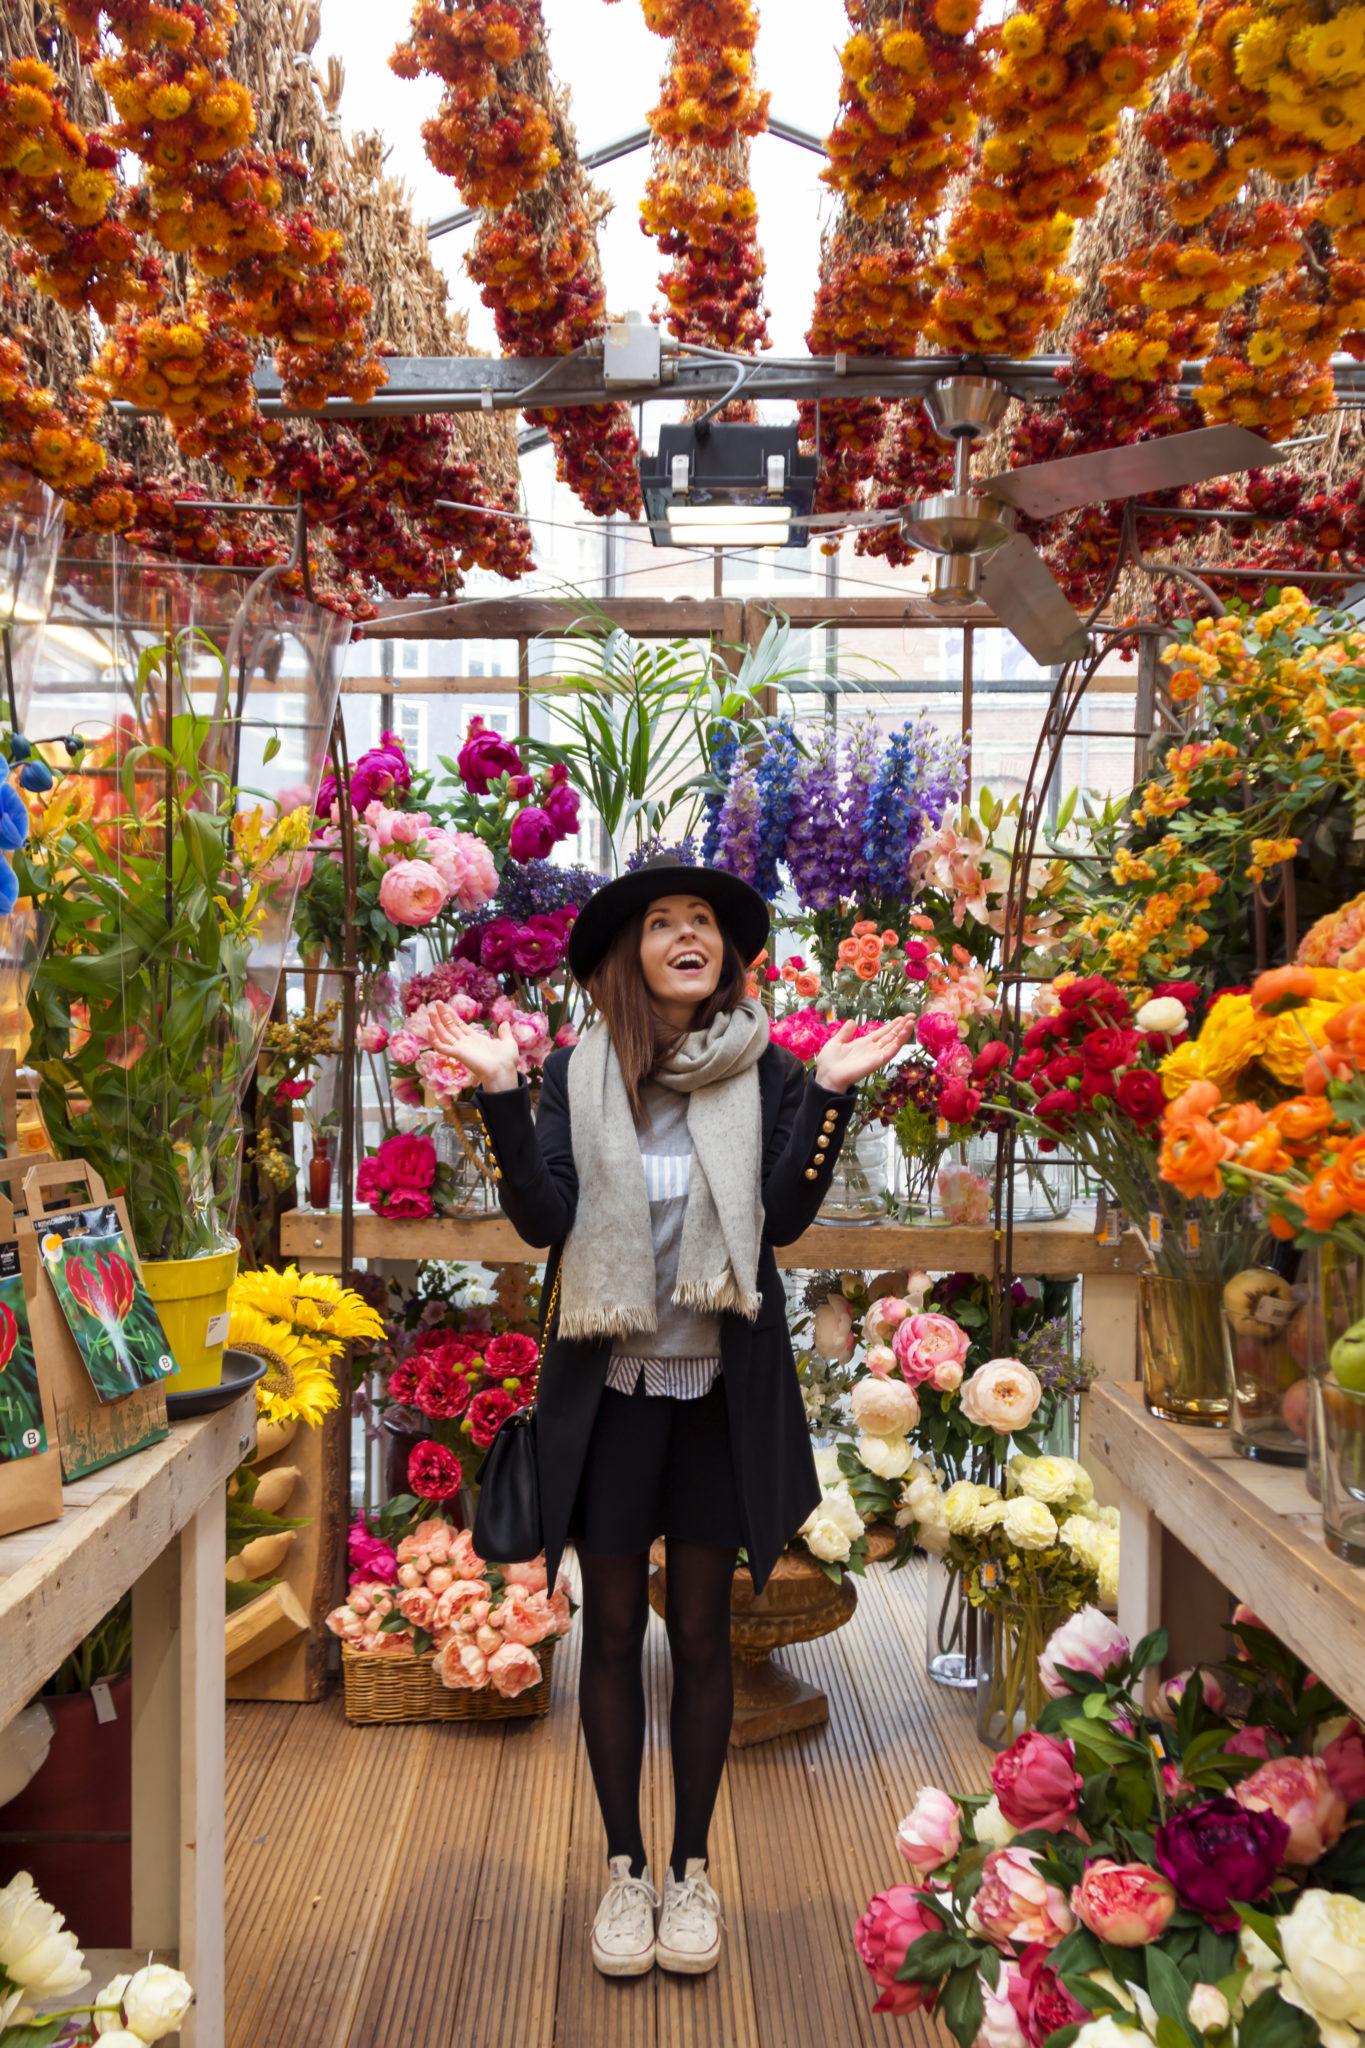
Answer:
[{"left": 314, "top": 0, "right": 850, "bottom": 356}]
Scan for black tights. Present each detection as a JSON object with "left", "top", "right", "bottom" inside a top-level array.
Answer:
[{"left": 577, "top": 1538, "right": 738, "bottom": 1882}]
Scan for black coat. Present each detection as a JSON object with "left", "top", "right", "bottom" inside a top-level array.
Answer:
[{"left": 473, "top": 1042, "right": 858, "bottom": 1595}]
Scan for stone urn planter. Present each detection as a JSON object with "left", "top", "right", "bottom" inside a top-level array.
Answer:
[{"left": 648, "top": 1525, "right": 894, "bottom": 1747}]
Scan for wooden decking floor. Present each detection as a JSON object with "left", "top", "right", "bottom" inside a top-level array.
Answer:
[{"left": 224, "top": 1556, "right": 991, "bottom": 2048}]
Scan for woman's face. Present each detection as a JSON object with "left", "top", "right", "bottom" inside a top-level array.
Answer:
[{"left": 639, "top": 894, "right": 724, "bottom": 1023}]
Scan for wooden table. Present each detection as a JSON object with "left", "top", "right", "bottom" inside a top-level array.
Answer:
[
  {"left": 0, "top": 1397, "right": 255, "bottom": 2048},
  {"left": 1091, "top": 1381, "right": 1365, "bottom": 1715}
]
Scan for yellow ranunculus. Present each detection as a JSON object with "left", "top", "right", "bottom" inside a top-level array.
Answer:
[{"left": 1159, "top": 1040, "right": 1206, "bottom": 1099}]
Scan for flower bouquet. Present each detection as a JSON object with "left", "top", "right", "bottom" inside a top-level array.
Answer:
[
  {"left": 355, "top": 1128, "right": 463, "bottom": 1223},
  {"left": 327, "top": 1514, "right": 574, "bottom": 1724},
  {"left": 855, "top": 1605, "right": 1365, "bottom": 2048},
  {"left": 0, "top": 1873, "right": 194, "bottom": 2046}
]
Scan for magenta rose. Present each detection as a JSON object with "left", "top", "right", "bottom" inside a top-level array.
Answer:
[
  {"left": 355, "top": 1156, "right": 391, "bottom": 1208},
  {"left": 992, "top": 1731, "right": 1084, "bottom": 1832},
  {"left": 1115, "top": 1069, "right": 1165, "bottom": 1125},
  {"left": 853, "top": 1886, "right": 942, "bottom": 2016},
  {"left": 407, "top": 1440, "right": 463, "bottom": 1501},
  {"left": 1008, "top": 1943, "right": 1088, "bottom": 2048},
  {"left": 1072, "top": 1860, "right": 1178, "bottom": 1947},
  {"left": 377, "top": 1131, "right": 437, "bottom": 1189},
  {"left": 468, "top": 1387, "right": 518, "bottom": 1448},
  {"left": 1320, "top": 1718, "right": 1365, "bottom": 1805},
  {"left": 347, "top": 1519, "right": 398, "bottom": 1587},
  {"left": 509, "top": 915, "right": 567, "bottom": 977},
  {"left": 415, "top": 1361, "right": 472, "bottom": 1421},
  {"left": 1154, "top": 1796, "right": 1287, "bottom": 1929},
  {"left": 508, "top": 805, "right": 556, "bottom": 862},
  {"left": 1234, "top": 1755, "right": 1348, "bottom": 1865},
  {"left": 544, "top": 781, "right": 580, "bottom": 838},
  {"left": 457, "top": 717, "right": 523, "bottom": 795},
  {"left": 917, "top": 1011, "right": 961, "bottom": 1056}
]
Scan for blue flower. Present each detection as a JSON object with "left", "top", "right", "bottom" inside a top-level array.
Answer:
[
  {"left": 701, "top": 725, "right": 739, "bottom": 867},
  {"left": 751, "top": 720, "right": 801, "bottom": 902},
  {"left": 0, "top": 856, "right": 20, "bottom": 915},
  {"left": 0, "top": 782, "right": 29, "bottom": 854}
]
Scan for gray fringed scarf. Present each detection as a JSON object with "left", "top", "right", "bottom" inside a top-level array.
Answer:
[{"left": 559, "top": 999, "right": 769, "bottom": 1342}]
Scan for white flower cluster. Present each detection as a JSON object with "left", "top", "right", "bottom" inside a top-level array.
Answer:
[
  {"left": 894, "top": 1453, "right": 1120, "bottom": 1602},
  {"left": 797, "top": 1445, "right": 867, "bottom": 1563},
  {"left": 0, "top": 1873, "right": 193, "bottom": 2042}
]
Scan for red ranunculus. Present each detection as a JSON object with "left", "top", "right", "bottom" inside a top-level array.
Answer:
[
  {"left": 458, "top": 717, "right": 523, "bottom": 795},
  {"left": 938, "top": 1076, "right": 981, "bottom": 1124},
  {"left": 1082, "top": 1026, "right": 1140, "bottom": 1070},
  {"left": 1041, "top": 1054, "right": 1084, "bottom": 1086},
  {"left": 486, "top": 1331, "right": 539, "bottom": 1380},
  {"left": 415, "top": 1330, "right": 484, "bottom": 1368},
  {"left": 1060, "top": 975, "right": 1130, "bottom": 1017},
  {"left": 387, "top": 1357, "right": 423, "bottom": 1405},
  {"left": 972, "top": 1040, "right": 1012, "bottom": 1081},
  {"left": 1014, "top": 1049, "right": 1046, "bottom": 1084},
  {"left": 376, "top": 1131, "right": 437, "bottom": 1189},
  {"left": 415, "top": 1361, "right": 472, "bottom": 1420},
  {"left": 1116, "top": 1069, "right": 1165, "bottom": 1125},
  {"left": 1081, "top": 1069, "right": 1116, "bottom": 1105},
  {"left": 1152, "top": 980, "right": 1201, "bottom": 1010},
  {"left": 1034, "top": 1089, "right": 1080, "bottom": 1124},
  {"left": 1022, "top": 1015, "right": 1067, "bottom": 1051},
  {"left": 469, "top": 1387, "right": 518, "bottom": 1448},
  {"left": 407, "top": 1439, "right": 463, "bottom": 1500}
]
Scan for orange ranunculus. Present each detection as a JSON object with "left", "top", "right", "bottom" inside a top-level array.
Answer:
[
  {"left": 1267, "top": 1210, "right": 1300, "bottom": 1241},
  {"left": 837, "top": 938, "right": 858, "bottom": 966},
  {"left": 855, "top": 958, "right": 880, "bottom": 981},
  {"left": 1305, "top": 1166, "right": 1351, "bottom": 1232},
  {"left": 1238, "top": 1124, "right": 1292, "bottom": 1174},
  {"left": 1302, "top": 1044, "right": 1354, "bottom": 1096},
  {"left": 780, "top": 961, "right": 798, "bottom": 983},
  {"left": 909, "top": 912, "right": 934, "bottom": 932},
  {"left": 1215, "top": 1102, "right": 1269, "bottom": 1144},
  {"left": 1278, "top": 1096, "right": 1338, "bottom": 1146},
  {"left": 794, "top": 971, "right": 820, "bottom": 998},
  {"left": 1250, "top": 965, "right": 1316, "bottom": 1010},
  {"left": 852, "top": 919, "right": 878, "bottom": 937},
  {"left": 1324, "top": 1001, "right": 1365, "bottom": 1044},
  {"left": 1159, "top": 1117, "right": 1235, "bottom": 1200},
  {"left": 857, "top": 936, "right": 883, "bottom": 961},
  {"left": 1331, "top": 1135, "right": 1365, "bottom": 1212},
  {"left": 881, "top": 930, "right": 900, "bottom": 948},
  {"left": 1163, "top": 1080, "right": 1222, "bottom": 1127}
]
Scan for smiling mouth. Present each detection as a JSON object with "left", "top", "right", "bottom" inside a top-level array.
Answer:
[{"left": 669, "top": 951, "right": 707, "bottom": 972}]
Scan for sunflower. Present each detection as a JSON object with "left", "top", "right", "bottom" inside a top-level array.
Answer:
[
  {"left": 230, "top": 1265, "right": 384, "bottom": 1351},
  {"left": 230, "top": 1305, "right": 340, "bottom": 1429}
]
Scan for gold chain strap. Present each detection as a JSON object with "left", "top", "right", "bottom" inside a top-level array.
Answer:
[{"left": 540, "top": 1258, "right": 561, "bottom": 1341}]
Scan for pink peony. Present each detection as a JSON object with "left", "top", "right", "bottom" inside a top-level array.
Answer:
[
  {"left": 503, "top": 1557, "right": 548, "bottom": 1593},
  {"left": 381, "top": 1186, "right": 435, "bottom": 1221},
  {"left": 1224, "top": 1727, "right": 1275, "bottom": 1761},
  {"left": 469, "top": 1387, "right": 518, "bottom": 1447},
  {"left": 918, "top": 1010, "right": 962, "bottom": 1056},
  {"left": 1156, "top": 1666, "right": 1228, "bottom": 1718},
  {"left": 979, "top": 1962, "right": 1029, "bottom": 2048},
  {"left": 356, "top": 1021, "right": 389, "bottom": 1054},
  {"left": 992, "top": 1732, "right": 1084, "bottom": 1833},
  {"left": 508, "top": 806, "right": 556, "bottom": 862},
  {"left": 1007, "top": 1943, "right": 1089, "bottom": 2047},
  {"left": 1234, "top": 1755, "right": 1348, "bottom": 1865},
  {"left": 854, "top": 1886, "right": 943, "bottom": 2016},
  {"left": 486, "top": 1332, "right": 539, "bottom": 1382},
  {"left": 347, "top": 1520, "right": 398, "bottom": 1587},
  {"left": 1038, "top": 1607, "right": 1129, "bottom": 1699},
  {"left": 392, "top": 1077, "right": 423, "bottom": 1108},
  {"left": 430, "top": 830, "right": 498, "bottom": 913},
  {"left": 897, "top": 1787, "right": 962, "bottom": 1873},
  {"left": 865, "top": 1296, "right": 911, "bottom": 1345},
  {"left": 387, "top": 1027, "right": 426, "bottom": 1066},
  {"left": 1071, "top": 1860, "right": 1178, "bottom": 1947},
  {"left": 1319, "top": 1719, "right": 1365, "bottom": 1805},
  {"left": 457, "top": 717, "right": 522, "bottom": 795},
  {"left": 968, "top": 1848, "right": 1076, "bottom": 1953},
  {"left": 893, "top": 1311, "right": 970, "bottom": 1387},
  {"left": 434, "top": 1637, "right": 489, "bottom": 1690},
  {"left": 378, "top": 858, "right": 448, "bottom": 928},
  {"left": 487, "top": 1641, "right": 544, "bottom": 1698},
  {"left": 415, "top": 1362, "right": 472, "bottom": 1420}
]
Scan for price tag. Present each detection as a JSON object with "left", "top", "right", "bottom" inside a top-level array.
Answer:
[
  {"left": 205, "top": 1310, "right": 230, "bottom": 1347},
  {"left": 1184, "top": 1220, "right": 1202, "bottom": 1256},
  {"left": 91, "top": 1680, "right": 117, "bottom": 1726},
  {"left": 980, "top": 1561, "right": 1000, "bottom": 1588},
  {"left": 936, "top": 1117, "right": 950, "bottom": 1138},
  {"left": 1148, "top": 1212, "right": 1163, "bottom": 1251}
]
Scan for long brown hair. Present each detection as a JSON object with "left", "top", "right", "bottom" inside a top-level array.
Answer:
[{"left": 587, "top": 907, "right": 747, "bottom": 1119}]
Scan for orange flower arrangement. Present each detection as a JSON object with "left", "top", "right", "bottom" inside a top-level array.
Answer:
[
  {"left": 91, "top": 303, "right": 277, "bottom": 486},
  {"left": 821, "top": 0, "right": 988, "bottom": 227},
  {"left": 0, "top": 335, "right": 108, "bottom": 497}
]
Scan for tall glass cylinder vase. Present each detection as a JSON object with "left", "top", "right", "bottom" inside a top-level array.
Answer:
[
  {"left": 1304, "top": 1244, "right": 1365, "bottom": 1500},
  {"left": 1304, "top": 1242, "right": 1365, "bottom": 1559},
  {"left": 818, "top": 1122, "right": 889, "bottom": 1224},
  {"left": 924, "top": 1547, "right": 978, "bottom": 1689},
  {"left": 976, "top": 1600, "right": 1071, "bottom": 1750},
  {"left": 1139, "top": 1268, "right": 1228, "bottom": 1426}
]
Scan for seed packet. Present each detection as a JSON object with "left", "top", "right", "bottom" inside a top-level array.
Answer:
[
  {"left": 39, "top": 1203, "right": 175, "bottom": 1403},
  {"left": 0, "top": 1238, "right": 44, "bottom": 1461}
]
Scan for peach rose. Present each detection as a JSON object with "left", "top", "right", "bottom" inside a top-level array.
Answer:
[
  {"left": 487, "top": 1641, "right": 544, "bottom": 1698},
  {"left": 451, "top": 1529, "right": 486, "bottom": 1577},
  {"left": 503, "top": 1559, "right": 549, "bottom": 1594},
  {"left": 864, "top": 1342, "right": 897, "bottom": 1377},
  {"left": 960, "top": 1358, "right": 1043, "bottom": 1433},
  {"left": 492, "top": 1587, "right": 557, "bottom": 1646},
  {"left": 397, "top": 1587, "right": 438, "bottom": 1630},
  {"left": 865, "top": 1296, "right": 911, "bottom": 1345},
  {"left": 434, "top": 1637, "right": 489, "bottom": 1690},
  {"left": 852, "top": 1375, "right": 921, "bottom": 1437},
  {"left": 968, "top": 1847, "right": 1076, "bottom": 1952},
  {"left": 431, "top": 1579, "right": 491, "bottom": 1632},
  {"left": 378, "top": 858, "right": 448, "bottom": 928},
  {"left": 1235, "top": 1756, "right": 1348, "bottom": 1865}
]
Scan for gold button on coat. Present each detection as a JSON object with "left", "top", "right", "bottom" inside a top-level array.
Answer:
[{"left": 804, "top": 1167, "right": 818, "bottom": 1180}]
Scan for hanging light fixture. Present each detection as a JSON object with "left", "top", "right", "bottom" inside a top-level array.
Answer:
[{"left": 639, "top": 422, "right": 818, "bottom": 550}]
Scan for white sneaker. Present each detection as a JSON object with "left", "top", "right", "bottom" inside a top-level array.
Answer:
[
  {"left": 591, "top": 1855, "right": 659, "bottom": 1977},
  {"left": 656, "top": 1858, "right": 722, "bottom": 1975}
]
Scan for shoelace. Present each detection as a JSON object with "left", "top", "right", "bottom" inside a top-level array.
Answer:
[
  {"left": 600, "top": 1876, "right": 657, "bottom": 1938},
  {"left": 665, "top": 1872, "right": 721, "bottom": 1939}
]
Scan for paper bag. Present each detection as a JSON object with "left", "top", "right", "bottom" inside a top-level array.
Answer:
[
  {"left": 0, "top": 1183, "right": 62, "bottom": 1537},
  {"left": 19, "top": 1159, "right": 169, "bottom": 1481}
]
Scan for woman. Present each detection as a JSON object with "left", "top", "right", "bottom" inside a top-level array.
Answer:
[{"left": 431, "top": 858, "right": 912, "bottom": 1982}]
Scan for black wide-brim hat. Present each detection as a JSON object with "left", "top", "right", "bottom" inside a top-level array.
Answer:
[{"left": 566, "top": 857, "right": 771, "bottom": 986}]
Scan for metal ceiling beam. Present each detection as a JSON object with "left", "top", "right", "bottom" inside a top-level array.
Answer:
[
  {"left": 424, "top": 116, "right": 827, "bottom": 240},
  {"left": 246, "top": 350, "right": 1365, "bottom": 420}
]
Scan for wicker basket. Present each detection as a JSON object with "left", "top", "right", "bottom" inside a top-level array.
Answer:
[{"left": 341, "top": 1638, "right": 557, "bottom": 1725}]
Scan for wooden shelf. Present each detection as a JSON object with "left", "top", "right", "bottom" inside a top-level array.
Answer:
[
  {"left": 1091, "top": 1381, "right": 1365, "bottom": 1715},
  {"left": 282, "top": 1205, "right": 1145, "bottom": 1277}
]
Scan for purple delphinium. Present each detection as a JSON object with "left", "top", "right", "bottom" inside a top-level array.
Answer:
[
  {"left": 627, "top": 835, "right": 698, "bottom": 871},
  {"left": 713, "top": 756, "right": 761, "bottom": 884},
  {"left": 701, "top": 724, "right": 740, "bottom": 866},
  {"left": 785, "top": 723, "right": 844, "bottom": 911},
  {"left": 490, "top": 858, "right": 604, "bottom": 922},
  {"left": 752, "top": 719, "right": 802, "bottom": 902},
  {"left": 835, "top": 717, "right": 884, "bottom": 901}
]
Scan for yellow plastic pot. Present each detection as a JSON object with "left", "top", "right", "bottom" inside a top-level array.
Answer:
[{"left": 141, "top": 1248, "right": 239, "bottom": 1392}]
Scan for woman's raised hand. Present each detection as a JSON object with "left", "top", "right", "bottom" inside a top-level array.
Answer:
[
  {"left": 426, "top": 1001, "right": 521, "bottom": 1094},
  {"left": 812, "top": 1015, "right": 916, "bottom": 1098}
]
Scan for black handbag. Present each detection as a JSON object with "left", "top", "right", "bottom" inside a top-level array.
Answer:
[{"left": 471, "top": 1260, "right": 557, "bottom": 1563}]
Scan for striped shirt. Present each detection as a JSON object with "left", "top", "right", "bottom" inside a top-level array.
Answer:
[{"left": 607, "top": 1085, "right": 722, "bottom": 1402}]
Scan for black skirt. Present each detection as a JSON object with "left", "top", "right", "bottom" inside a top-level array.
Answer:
[{"left": 568, "top": 1372, "right": 745, "bottom": 1556}]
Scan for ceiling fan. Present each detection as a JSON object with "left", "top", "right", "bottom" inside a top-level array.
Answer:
[{"left": 791, "top": 374, "right": 1301, "bottom": 666}]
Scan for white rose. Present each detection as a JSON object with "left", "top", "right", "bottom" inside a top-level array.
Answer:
[
  {"left": 802, "top": 1514, "right": 852, "bottom": 1563},
  {"left": 852, "top": 1375, "right": 920, "bottom": 1436},
  {"left": 812, "top": 1445, "right": 843, "bottom": 1488},
  {"left": 1001, "top": 1495, "right": 1059, "bottom": 1552},
  {"left": 0, "top": 1872, "right": 88, "bottom": 2001},
  {"left": 95, "top": 2034, "right": 146, "bottom": 2048},
  {"left": 973, "top": 1793, "right": 1017, "bottom": 1848},
  {"left": 1187, "top": 1985, "right": 1230, "bottom": 2035},
  {"left": 943, "top": 1480, "right": 998, "bottom": 1536},
  {"left": 1072, "top": 2018, "right": 1142, "bottom": 2048},
  {"left": 1281, "top": 1890, "right": 1365, "bottom": 2048},
  {"left": 1061, "top": 1514, "right": 1104, "bottom": 1568},
  {"left": 1135, "top": 996, "right": 1187, "bottom": 1035},
  {"left": 94, "top": 1975, "right": 133, "bottom": 2035},
  {"left": 864, "top": 1342, "right": 898, "bottom": 1376},
  {"left": 858, "top": 1432, "right": 914, "bottom": 1480},
  {"left": 899, "top": 1473, "right": 951, "bottom": 1551},
  {"left": 1014, "top": 1456, "right": 1079, "bottom": 1505},
  {"left": 1236, "top": 1927, "right": 1284, "bottom": 2012},
  {"left": 1096, "top": 1502, "right": 1119, "bottom": 1529},
  {"left": 824, "top": 1486, "right": 866, "bottom": 1543},
  {"left": 1097, "top": 1532, "right": 1120, "bottom": 1606},
  {"left": 960, "top": 1358, "right": 1043, "bottom": 1433},
  {"left": 812, "top": 1294, "right": 856, "bottom": 1361},
  {"left": 120, "top": 1964, "right": 194, "bottom": 2042},
  {"left": 905, "top": 1270, "right": 932, "bottom": 1309}
]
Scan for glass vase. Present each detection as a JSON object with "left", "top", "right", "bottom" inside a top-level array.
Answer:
[
  {"left": 1139, "top": 1268, "right": 1228, "bottom": 1426},
  {"left": 307, "top": 1133, "right": 332, "bottom": 1212},
  {"left": 1220, "top": 1307, "right": 1308, "bottom": 1466},
  {"left": 818, "top": 1123, "right": 888, "bottom": 1225},
  {"left": 1315, "top": 1373, "right": 1365, "bottom": 1564},
  {"left": 976, "top": 1600, "right": 1072, "bottom": 1750},
  {"left": 440, "top": 1104, "right": 500, "bottom": 1219},
  {"left": 924, "top": 1548, "right": 978, "bottom": 1689},
  {"left": 1304, "top": 1244, "right": 1365, "bottom": 1502},
  {"left": 965, "top": 1134, "right": 1073, "bottom": 1223}
]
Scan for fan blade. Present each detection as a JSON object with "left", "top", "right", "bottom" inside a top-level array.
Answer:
[
  {"left": 981, "top": 426, "right": 1289, "bottom": 522},
  {"left": 977, "top": 534, "right": 1090, "bottom": 667}
]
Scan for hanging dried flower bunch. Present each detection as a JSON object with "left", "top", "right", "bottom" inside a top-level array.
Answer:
[
  {"left": 0, "top": 331, "right": 107, "bottom": 495},
  {"left": 821, "top": 0, "right": 989, "bottom": 227}
]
